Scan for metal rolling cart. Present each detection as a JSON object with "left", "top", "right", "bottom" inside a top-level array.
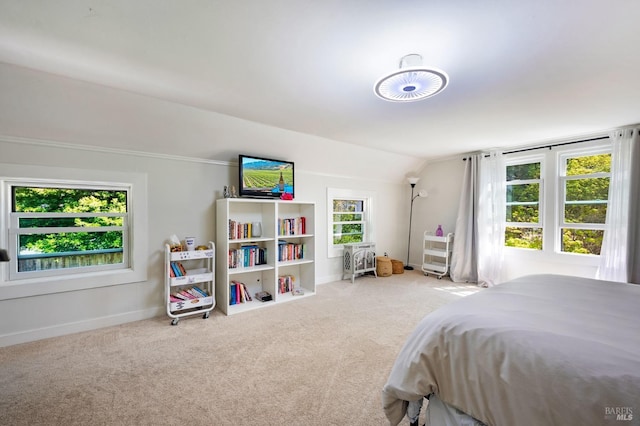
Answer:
[
  {"left": 422, "top": 232, "right": 454, "bottom": 279},
  {"left": 164, "top": 242, "right": 215, "bottom": 325}
]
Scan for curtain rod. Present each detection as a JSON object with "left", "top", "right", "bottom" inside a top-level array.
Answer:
[{"left": 463, "top": 135, "right": 610, "bottom": 160}]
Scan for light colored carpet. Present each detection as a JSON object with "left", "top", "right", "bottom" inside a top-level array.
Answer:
[{"left": 0, "top": 271, "right": 480, "bottom": 426}]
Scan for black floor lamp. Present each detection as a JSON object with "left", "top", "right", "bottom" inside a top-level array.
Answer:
[
  {"left": 0, "top": 249, "right": 9, "bottom": 262},
  {"left": 404, "top": 177, "right": 428, "bottom": 270}
]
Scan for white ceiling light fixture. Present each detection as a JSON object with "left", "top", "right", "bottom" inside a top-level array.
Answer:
[{"left": 374, "top": 54, "right": 448, "bottom": 102}]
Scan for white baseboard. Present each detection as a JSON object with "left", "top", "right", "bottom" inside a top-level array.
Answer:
[
  {"left": 317, "top": 274, "right": 344, "bottom": 285},
  {"left": 0, "top": 306, "right": 164, "bottom": 348}
]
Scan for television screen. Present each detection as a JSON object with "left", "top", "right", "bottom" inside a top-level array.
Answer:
[{"left": 238, "top": 155, "right": 294, "bottom": 198}]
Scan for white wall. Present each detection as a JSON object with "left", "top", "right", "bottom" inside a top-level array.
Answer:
[
  {"left": 0, "top": 61, "right": 424, "bottom": 183},
  {"left": 0, "top": 63, "right": 413, "bottom": 347},
  {"left": 411, "top": 156, "right": 601, "bottom": 282},
  {"left": 0, "top": 138, "right": 409, "bottom": 346}
]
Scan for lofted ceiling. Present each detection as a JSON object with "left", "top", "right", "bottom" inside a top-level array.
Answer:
[{"left": 1, "top": 1, "right": 640, "bottom": 162}]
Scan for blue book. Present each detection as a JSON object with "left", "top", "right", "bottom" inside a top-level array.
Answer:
[
  {"left": 230, "top": 283, "right": 237, "bottom": 305},
  {"left": 192, "top": 286, "right": 208, "bottom": 297},
  {"left": 170, "top": 262, "right": 182, "bottom": 277}
]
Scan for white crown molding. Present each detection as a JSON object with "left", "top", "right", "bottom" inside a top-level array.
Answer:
[
  {"left": 0, "top": 134, "right": 407, "bottom": 184},
  {"left": 0, "top": 134, "right": 233, "bottom": 166}
]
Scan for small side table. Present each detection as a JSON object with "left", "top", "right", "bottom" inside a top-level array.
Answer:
[{"left": 343, "top": 242, "right": 377, "bottom": 283}]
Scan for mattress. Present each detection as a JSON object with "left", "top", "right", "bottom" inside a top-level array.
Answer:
[{"left": 382, "top": 274, "right": 640, "bottom": 426}]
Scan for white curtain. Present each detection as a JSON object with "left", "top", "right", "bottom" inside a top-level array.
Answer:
[
  {"left": 597, "top": 127, "right": 640, "bottom": 283},
  {"left": 450, "top": 151, "right": 505, "bottom": 286},
  {"left": 477, "top": 151, "right": 506, "bottom": 286}
]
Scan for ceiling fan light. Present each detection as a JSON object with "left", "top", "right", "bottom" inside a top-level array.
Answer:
[{"left": 374, "top": 54, "right": 448, "bottom": 102}]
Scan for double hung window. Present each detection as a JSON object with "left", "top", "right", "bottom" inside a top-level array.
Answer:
[
  {"left": 332, "top": 199, "right": 366, "bottom": 245},
  {"left": 504, "top": 141, "right": 611, "bottom": 257},
  {"left": 559, "top": 151, "right": 610, "bottom": 255},
  {"left": 9, "top": 183, "right": 129, "bottom": 280},
  {"left": 1, "top": 163, "right": 147, "bottom": 300},
  {"left": 505, "top": 158, "right": 543, "bottom": 250},
  {"left": 327, "top": 188, "right": 374, "bottom": 257}
]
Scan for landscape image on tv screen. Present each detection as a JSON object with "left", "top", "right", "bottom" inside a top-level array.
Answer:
[{"left": 240, "top": 156, "right": 294, "bottom": 197}]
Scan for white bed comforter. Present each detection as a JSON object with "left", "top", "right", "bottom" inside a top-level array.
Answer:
[{"left": 382, "top": 274, "right": 640, "bottom": 426}]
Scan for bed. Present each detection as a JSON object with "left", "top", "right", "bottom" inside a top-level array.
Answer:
[{"left": 382, "top": 274, "right": 640, "bottom": 426}]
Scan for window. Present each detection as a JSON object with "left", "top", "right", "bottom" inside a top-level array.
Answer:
[
  {"left": 505, "top": 158, "right": 543, "bottom": 249},
  {"left": 332, "top": 199, "right": 365, "bottom": 245},
  {"left": 327, "top": 188, "right": 375, "bottom": 257},
  {"left": 559, "top": 151, "right": 610, "bottom": 255},
  {"left": 9, "top": 184, "right": 129, "bottom": 280},
  {"left": 504, "top": 141, "right": 611, "bottom": 258},
  {"left": 1, "top": 163, "right": 148, "bottom": 300}
]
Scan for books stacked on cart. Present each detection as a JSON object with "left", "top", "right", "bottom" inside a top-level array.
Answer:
[
  {"left": 277, "top": 241, "right": 305, "bottom": 262},
  {"left": 170, "top": 262, "right": 212, "bottom": 284},
  {"left": 229, "top": 280, "right": 253, "bottom": 305},
  {"left": 278, "top": 216, "right": 306, "bottom": 236},
  {"left": 169, "top": 286, "right": 214, "bottom": 311},
  {"left": 228, "top": 245, "right": 267, "bottom": 269}
]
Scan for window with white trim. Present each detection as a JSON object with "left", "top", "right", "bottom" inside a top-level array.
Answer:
[
  {"left": 9, "top": 183, "right": 130, "bottom": 280},
  {"left": 505, "top": 157, "right": 544, "bottom": 249},
  {"left": 504, "top": 140, "right": 611, "bottom": 257},
  {"left": 327, "top": 188, "right": 375, "bottom": 258},
  {"left": 1, "top": 164, "right": 148, "bottom": 300},
  {"left": 558, "top": 150, "right": 610, "bottom": 255}
]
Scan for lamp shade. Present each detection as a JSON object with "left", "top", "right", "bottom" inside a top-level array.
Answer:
[{"left": 0, "top": 249, "right": 9, "bottom": 262}]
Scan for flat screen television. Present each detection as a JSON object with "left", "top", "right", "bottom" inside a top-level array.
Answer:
[{"left": 238, "top": 154, "right": 294, "bottom": 198}]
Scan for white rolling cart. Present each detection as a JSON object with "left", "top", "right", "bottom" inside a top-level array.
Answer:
[
  {"left": 422, "top": 232, "right": 453, "bottom": 279},
  {"left": 164, "top": 242, "right": 215, "bottom": 325}
]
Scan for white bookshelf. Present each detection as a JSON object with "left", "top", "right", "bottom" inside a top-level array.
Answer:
[{"left": 216, "top": 198, "right": 315, "bottom": 315}]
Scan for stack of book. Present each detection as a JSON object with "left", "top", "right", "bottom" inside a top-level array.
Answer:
[
  {"left": 228, "top": 220, "right": 256, "bottom": 240},
  {"left": 277, "top": 241, "right": 305, "bottom": 262},
  {"left": 278, "top": 274, "right": 296, "bottom": 294},
  {"left": 169, "top": 286, "right": 209, "bottom": 302},
  {"left": 228, "top": 245, "right": 267, "bottom": 268},
  {"left": 169, "top": 261, "right": 187, "bottom": 277},
  {"left": 278, "top": 216, "right": 306, "bottom": 236},
  {"left": 229, "top": 280, "right": 253, "bottom": 304}
]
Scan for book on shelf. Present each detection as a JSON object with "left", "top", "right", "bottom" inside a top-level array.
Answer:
[
  {"left": 228, "top": 220, "right": 257, "bottom": 240},
  {"left": 186, "top": 288, "right": 202, "bottom": 299},
  {"left": 241, "top": 283, "right": 252, "bottom": 301},
  {"left": 278, "top": 216, "right": 306, "bottom": 236},
  {"left": 228, "top": 246, "right": 267, "bottom": 269},
  {"left": 277, "top": 241, "right": 305, "bottom": 262},
  {"left": 255, "top": 291, "right": 272, "bottom": 302},
  {"left": 177, "top": 262, "right": 187, "bottom": 276},
  {"left": 278, "top": 274, "right": 295, "bottom": 294},
  {"left": 192, "top": 286, "right": 209, "bottom": 297},
  {"left": 229, "top": 280, "right": 254, "bottom": 304},
  {"left": 230, "top": 282, "right": 237, "bottom": 305},
  {"left": 238, "top": 283, "right": 247, "bottom": 304},
  {"left": 173, "top": 292, "right": 188, "bottom": 301},
  {"left": 170, "top": 262, "right": 182, "bottom": 277},
  {"left": 179, "top": 290, "right": 197, "bottom": 300}
]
